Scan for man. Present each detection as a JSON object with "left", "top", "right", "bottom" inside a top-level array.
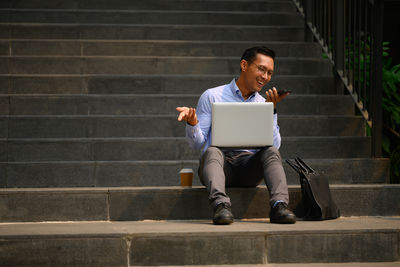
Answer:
[{"left": 176, "top": 46, "right": 296, "bottom": 225}]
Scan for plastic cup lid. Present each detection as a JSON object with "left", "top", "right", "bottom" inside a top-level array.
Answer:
[{"left": 180, "top": 168, "right": 193, "bottom": 173}]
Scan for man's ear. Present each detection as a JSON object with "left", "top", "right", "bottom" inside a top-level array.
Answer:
[{"left": 240, "top": 59, "right": 248, "bottom": 72}]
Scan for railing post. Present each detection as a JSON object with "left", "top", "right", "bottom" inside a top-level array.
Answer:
[
  {"left": 304, "top": 0, "right": 313, "bottom": 42},
  {"left": 371, "top": 0, "right": 383, "bottom": 157},
  {"left": 334, "top": 0, "right": 345, "bottom": 94}
]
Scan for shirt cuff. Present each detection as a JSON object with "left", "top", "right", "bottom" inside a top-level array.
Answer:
[{"left": 186, "top": 122, "right": 201, "bottom": 138}]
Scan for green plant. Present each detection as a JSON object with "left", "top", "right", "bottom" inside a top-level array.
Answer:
[
  {"left": 381, "top": 43, "right": 400, "bottom": 183},
  {"left": 341, "top": 40, "right": 400, "bottom": 182},
  {"left": 319, "top": 35, "right": 400, "bottom": 182}
]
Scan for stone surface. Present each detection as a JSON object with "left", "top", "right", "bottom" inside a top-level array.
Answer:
[
  {"left": 3, "top": 56, "right": 333, "bottom": 75},
  {"left": 6, "top": 115, "right": 365, "bottom": 138},
  {"left": 1, "top": 74, "right": 336, "bottom": 95},
  {"left": 0, "top": 238, "right": 127, "bottom": 266},
  {"left": 0, "top": 188, "right": 109, "bottom": 221},
  {"left": 9, "top": 75, "right": 87, "bottom": 94},
  {"left": 9, "top": 24, "right": 81, "bottom": 39},
  {"left": 9, "top": 116, "right": 89, "bottom": 138},
  {"left": 0, "top": 40, "right": 8, "bottom": 55},
  {"left": 89, "top": 95, "right": 352, "bottom": 116},
  {"left": 0, "top": 116, "right": 8, "bottom": 138},
  {"left": 266, "top": 231, "right": 399, "bottom": 263},
  {"left": 9, "top": 95, "right": 88, "bottom": 115},
  {"left": 2, "top": 10, "right": 304, "bottom": 26},
  {"left": 5, "top": 94, "right": 355, "bottom": 115},
  {"left": 0, "top": 57, "right": 9, "bottom": 75},
  {"left": 1, "top": 136, "right": 373, "bottom": 162},
  {"left": 0, "top": 141, "right": 7, "bottom": 161},
  {"left": 131, "top": 234, "right": 265, "bottom": 265},
  {"left": 79, "top": 41, "right": 322, "bottom": 57},
  {"left": 4, "top": 162, "right": 96, "bottom": 187},
  {"left": 0, "top": 185, "right": 398, "bottom": 222},
  {"left": 7, "top": 139, "right": 92, "bottom": 161},
  {"left": 11, "top": 40, "right": 81, "bottom": 56},
  {"left": 0, "top": 76, "right": 8, "bottom": 93},
  {"left": 0, "top": 158, "right": 390, "bottom": 188},
  {"left": 0, "top": 217, "right": 398, "bottom": 265},
  {"left": 3, "top": 24, "right": 305, "bottom": 41},
  {"left": 7, "top": 40, "right": 322, "bottom": 57},
  {"left": 1, "top": 0, "right": 296, "bottom": 12}
]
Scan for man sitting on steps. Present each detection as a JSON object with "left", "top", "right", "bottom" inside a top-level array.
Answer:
[{"left": 176, "top": 46, "right": 296, "bottom": 225}]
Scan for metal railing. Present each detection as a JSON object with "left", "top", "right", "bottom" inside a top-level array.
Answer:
[{"left": 293, "top": 0, "right": 383, "bottom": 157}]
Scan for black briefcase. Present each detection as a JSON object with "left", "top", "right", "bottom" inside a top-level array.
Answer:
[{"left": 286, "top": 157, "right": 340, "bottom": 220}]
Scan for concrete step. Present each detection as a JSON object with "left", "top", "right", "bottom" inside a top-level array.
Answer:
[
  {"left": 1, "top": 136, "right": 371, "bottom": 162},
  {"left": 0, "top": 41, "right": 7, "bottom": 55},
  {"left": 3, "top": 115, "right": 365, "bottom": 139},
  {"left": 157, "top": 264, "right": 400, "bottom": 267},
  {"left": 0, "top": 0, "right": 297, "bottom": 12},
  {"left": 0, "top": 95, "right": 354, "bottom": 116},
  {"left": 0, "top": 24, "right": 305, "bottom": 41},
  {"left": 0, "top": 217, "right": 398, "bottom": 265},
  {"left": 0, "top": 75, "right": 336, "bottom": 95},
  {"left": 0, "top": 56, "right": 333, "bottom": 75},
  {"left": 0, "top": 158, "right": 390, "bottom": 188},
  {"left": 0, "top": 40, "right": 324, "bottom": 57},
  {"left": 0, "top": 10, "right": 303, "bottom": 26},
  {"left": 0, "top": 185, "right": 399, "bottom": 222}
]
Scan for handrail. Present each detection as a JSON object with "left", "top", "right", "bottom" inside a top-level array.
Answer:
[{"left": 293, "top": 0, "right": 383, "bottom": 157}]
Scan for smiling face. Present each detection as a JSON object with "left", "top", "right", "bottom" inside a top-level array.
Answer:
[{"left": 237, "top": 53, "right": 274, "bottom": 98}]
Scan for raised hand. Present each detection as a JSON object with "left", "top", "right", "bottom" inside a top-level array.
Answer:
[
  {"left": 176, "top": 107, "right": 198, "bottom": 126},
  {"left": 265, "top": 87, "right": 289, "bottom": 108}
]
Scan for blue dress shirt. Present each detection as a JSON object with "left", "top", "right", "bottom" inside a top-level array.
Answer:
[{"left": 185, "top": 78, "right": 282, "bottom": 153}]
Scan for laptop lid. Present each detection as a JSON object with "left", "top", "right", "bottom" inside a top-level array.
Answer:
[{"left": 211, "top": 102, "right": 274, "bottom": 148}]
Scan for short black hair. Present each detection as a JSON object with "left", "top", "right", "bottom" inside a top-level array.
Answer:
[{"left": 240, "top": 46, "right": 276, "bottom": 65}]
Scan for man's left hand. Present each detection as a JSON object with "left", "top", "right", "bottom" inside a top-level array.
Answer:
[{"left": 265, "top": 87, "right": 289, "bottom": 108}]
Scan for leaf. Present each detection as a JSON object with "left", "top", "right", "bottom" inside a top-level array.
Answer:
[{"left": 382, "top": 134, "right": 391, "bottom": 154}]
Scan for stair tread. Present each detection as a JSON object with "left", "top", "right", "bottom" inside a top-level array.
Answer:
[
  {"left": 2, "top": 114, "right": 363, "bottom": 118},
  {"left": 2, "top": 136, "right": 371, "bottom": 141},
  {"left": 1, "top": 9, "right": 300, "bottom": 14},
  {"left": 126, "top": 263, "right": 400, "bottom": 267},
  {"left": 0, "top": 23, "right": 306, "bottom": 41},
  {"left": 0, "top": 39, "right": 317, "bottom": 44},
  {"left": 0, "top": 217, "right": 398, "bottom": 265},
  {"left": 0, "top": 93, "right": 346, "bottom": 97},
  {"left": 0, "top": 55, "right": 326, "bottom": 59},
  {"left": 0, "top": 184, "right": 398, "bottom": 221},
  {"left": 1, "top": 184, "right": 399, "bottom": 192},
  {"left": 124, "top": 263, "right": 400, "bottom": 267},
  {"left": 0, "top": 216, "right": 398, "bottom": 237},
  {"left": 0, "top": 74, "right": 332, "bottom": 77},
  {"left": 1, "top": 158, "right": 389, "bottom": 163},
  {"left": 1, "top": 22, "right": 304, "bottom": 27}
]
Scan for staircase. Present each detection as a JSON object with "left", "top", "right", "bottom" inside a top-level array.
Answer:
[{"left": 0, "top": 0, "right": 399, "bottom": 266}]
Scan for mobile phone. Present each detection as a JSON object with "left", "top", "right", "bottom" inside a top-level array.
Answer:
[{"left": 277, "top": 89, "right": 292, "bottom": 95}]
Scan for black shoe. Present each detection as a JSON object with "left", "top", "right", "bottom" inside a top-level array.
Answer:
[
  {"left": 269, "top": 202, "right": 296, "bottom": 224},
  {"left": 213, "top": 203, "right": 234, "bottom": 225}
]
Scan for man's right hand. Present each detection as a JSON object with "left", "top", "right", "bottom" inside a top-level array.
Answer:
[{"left": 176, "top": 107, "right": 198, "bottom": 126}]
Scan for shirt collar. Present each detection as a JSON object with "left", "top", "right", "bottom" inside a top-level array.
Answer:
[{"left": 230, "top": 78, "right": 256, "bottom": 101}]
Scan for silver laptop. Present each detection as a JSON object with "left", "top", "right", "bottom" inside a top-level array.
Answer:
[{"left": 211, "top": 102, "right": 274, "bottom": 148}]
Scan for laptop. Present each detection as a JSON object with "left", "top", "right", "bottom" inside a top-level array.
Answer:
[{"left": 211, "top": 102, "right": 274, "bottom": 148}]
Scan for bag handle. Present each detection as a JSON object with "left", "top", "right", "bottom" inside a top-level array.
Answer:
[
  {"left": 295, "top": 157, "right": 315, "bottom": 174},
  {"left": 285, "top": 159, "right": 303, "bottom": 174},
  {"left": 294, "top": 158, "right": 308, "bottom": 173}
]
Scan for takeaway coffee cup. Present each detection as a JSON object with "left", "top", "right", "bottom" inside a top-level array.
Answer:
[{"left": 180, "top": 168, "right": 193, "bottom": 187}]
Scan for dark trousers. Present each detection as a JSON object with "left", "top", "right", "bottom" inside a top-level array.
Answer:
[{"left": 199, "top": 146, "right": 289, "bottom": 209}]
